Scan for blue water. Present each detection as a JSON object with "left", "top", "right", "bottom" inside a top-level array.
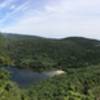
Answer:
[{"left": 5, "top": 67, "right": 48, "bottom": 87}]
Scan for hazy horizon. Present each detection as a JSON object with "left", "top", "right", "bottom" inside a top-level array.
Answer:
[
  {"left": 1, "top": 32, "right": 100, "bottom": 41},
  {"left": 0, "top": 0, "right": 100, "bottom": 39}
]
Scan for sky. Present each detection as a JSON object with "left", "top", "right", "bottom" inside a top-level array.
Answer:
[{"left": 0, "top": 0, "right": 100, "bottom": 39}]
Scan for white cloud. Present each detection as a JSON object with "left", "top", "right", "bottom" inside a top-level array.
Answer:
[
  {"left": 2, "top": 0, "right": 100, "bottom": 39},
  {"left": 0, "top": 0, "right": 13, "bottom": 8},
  {"left": 10, "top": 5, "right": 16, "bottom": 10},
  {"left": 0, "top": 1, "right": 29, "bottom": 23}
]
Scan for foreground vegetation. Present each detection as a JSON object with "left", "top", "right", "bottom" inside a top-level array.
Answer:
[{"left": 1, "top": 64, "right": 100, "bottom": 100}]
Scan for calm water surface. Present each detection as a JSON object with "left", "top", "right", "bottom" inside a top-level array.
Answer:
[
  {"left": 5, "top": 67, "right": 48, "bottom": 87},
  {"left": 2, "top": 67, "right": 65, "bottom": 87}
]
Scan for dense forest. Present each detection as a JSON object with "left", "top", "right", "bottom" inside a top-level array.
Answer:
[
  {"left": 0, "top": 33, "right": 100, "bottom": 71},
  {"left": 1, "top": 64, "right": 100, "bottom": 99},
  {"left": 0, "top": 33, "right": 100, "bottom": 99}
]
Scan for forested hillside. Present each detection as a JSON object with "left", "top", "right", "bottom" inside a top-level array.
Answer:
[
  {"left": 0, "top": 33, "right": 100, "bottom": 100},
  {"left": 0, "top": 33, "right": 100, "bottom": 71}
]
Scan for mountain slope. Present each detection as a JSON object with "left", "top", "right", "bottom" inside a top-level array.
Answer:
[{"left": 0, "top": 33, "right": 100, "bottom": 71}]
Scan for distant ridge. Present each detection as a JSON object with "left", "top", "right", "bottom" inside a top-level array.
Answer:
[{"left": 2, "top": 32, "right": 100, "bottom": 41}]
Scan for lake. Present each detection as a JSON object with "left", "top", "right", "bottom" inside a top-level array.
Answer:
[{"left": 3, "top": 67, "right": 65, "bottom": 87}]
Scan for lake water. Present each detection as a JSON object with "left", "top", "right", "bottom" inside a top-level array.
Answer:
[
  {"left": 5, "top": 67, "right": 48, "bottom": 87},
  {"left": 2, "top": 67, "right": 65, "bottom": 87}
]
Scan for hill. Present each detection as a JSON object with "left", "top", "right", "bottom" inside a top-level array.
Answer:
[
  {"left": 0, "top": 33, "right": 100, "bottom": 100},
  {"left": 0, "top": 33, "right": 100, "bottom": 71}
]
